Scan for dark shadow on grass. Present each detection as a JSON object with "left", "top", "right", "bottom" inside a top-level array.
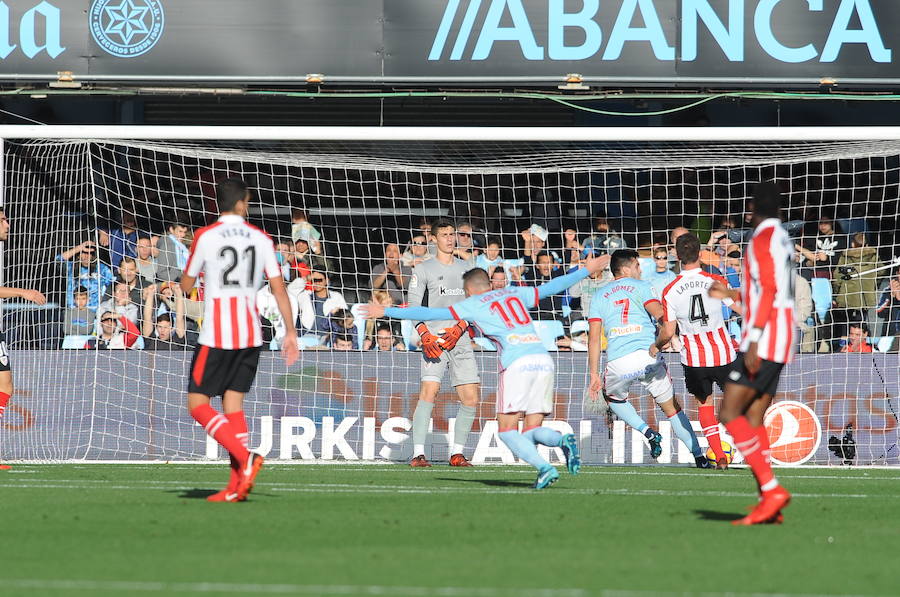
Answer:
[
  {"left": 435, "top": 476, "right": 533, "bottom": 488},
  {"left": 694, "top": 509, "right": 743, "bottom": 521},
  {"left": 166, "top": 488, "right": 279, "bottom": 500}
]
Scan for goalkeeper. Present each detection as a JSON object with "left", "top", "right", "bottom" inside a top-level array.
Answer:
[{"left": 404, "top": 220, "right": 480, "bottom": 467}]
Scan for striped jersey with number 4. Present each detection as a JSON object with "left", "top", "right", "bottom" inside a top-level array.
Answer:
[
  {"left": 184, "top": 214, "right": 281, "bottom": 349},
  {"left": 661, "top": 269, "right": 737, "bottom": 368},
  {"left": 742, "top": 217, "right": 796, "bottom": 364}
]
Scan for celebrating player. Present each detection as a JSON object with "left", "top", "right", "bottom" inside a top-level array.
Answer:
[
  {"left": 363, "top": 253, "right": 610, "bottom": 489},
  {"left": 709, "top": 182, "right": 795, "bottom": 525},
  {"left": 653, "top": 233, "right": 742, "bottom": 469},
  {"left": 587, "top": 249, "right": 709, "bottom": 467},
  {"left": 181, "top": 178, "right": 299, "bottom": 502},
  {"left": 406, "top": 220, "right": 480, "bottom": 467},
  {"left": 0, "top": 209, "right": 47, "bottom": 470}
]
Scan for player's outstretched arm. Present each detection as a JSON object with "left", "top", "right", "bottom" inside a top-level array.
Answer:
[
  {"left": 361, "top": 304, "right": 452, "bottom": 322},
  {"left": 269, "top": 275, "right": 299, "bottom": 367},
  {"left": 0, "top": 287, "right": 46, "bottom": 305}
]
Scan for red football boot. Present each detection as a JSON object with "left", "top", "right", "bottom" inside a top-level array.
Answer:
[
  {"left": 733, "top": 487, "right": 791, "bottom": 526},
  {"left": 449, "top": 453, "right": 473, "bottom": 467},
  {"left": 409, "top": 455, "right": 432, "bottom": 467}
]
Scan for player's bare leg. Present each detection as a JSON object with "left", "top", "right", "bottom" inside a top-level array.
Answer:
[
  {"left": 720, "top": 385, "right": 789, "bottom": 525},
  {"left": 697, "top": 395, "right": 728, "bottom": 468},
  {"left": 496, "top": 412, "right": 558, "bottom": 489},
  {"left": 449, "top": 382, "right": 479, "bottom": 467},
  {"left": 658, "top": 396, "right": 709, "bottom": 468},
  {"left": 410, "top": 381, "right": 439, "bottom": 467},
  {"left": 0, "top": 370, "right": 13, "bottom": 470}
]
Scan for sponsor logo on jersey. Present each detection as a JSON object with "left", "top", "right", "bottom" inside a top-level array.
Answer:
[
  {"left": 438, "top": 286, "right": 464, "bottom": 296},
  {"left": 608, "top": 324, "right": 642, "bottom": 337},
  {"left": 507, "top": 333, "right": 541, "bottom": 345},
  {"left": 763, "top": 400, "right": 822, "bottom": 465}
]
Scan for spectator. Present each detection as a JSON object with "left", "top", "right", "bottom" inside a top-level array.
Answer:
[
  {"left": 291, "top": 209, "right": 324, "bottom": 257},
  {"left": 401, "top": 234, "right": 432, "bottom": 268},
  {"left": 292, "top": 232, "right": 330, "bottom": 275},
  {"left": 155, "top": 220, "right": 191, "bottom": 282},
  {"left": 795, "top": 273, "right": 814, "bottom": 353},
  {"left": 329, "top": 308, "right": 359, "bottom": 348},
  {"left": 476, "top": 238, "right": 524, "bottom": 280},
  {"left": 274, "top": 239, "right": 295, "bottom": 281},
  {"left": 371, "top": 243, "right": 412, "bottom": 304},
  {"left": 453, "top": 222, "right": 478, "bottom": 264},
  {"left": 562, "top": 229, "right": 583, "bottom": 267},
  {"left": 98, "top": 214, "right": 139, "bottom": 270},
  {"left": 524, "top": 252, "right": 566, "bottom": 321},
  {"left": 96, "top": 281, "right": 139, "bottom": 328},
  {"left": 373, "top": 323, "right": 405, "bottom": 352},
  {"left": 257, "top": 281, "right": 299, "bottom": 344},
  {"left": 113, "top": 257, "right": 147, "bottom": 305},
  {"left": 876, "top": 266, "right": 900, "bottom": 337},
  {"left": 521, "top": 224, "right": 561, "bottom": 274},
  {"left": 490, "top": 267, "right": 509, "bottom": 290},
  {"left": 797, "top": 216, "right": 847, "bottom": 280},
  {"left": 85, "top": 312, "right": 140, "bottom": 350},
  {"left": 333, "top": 334, "right": 355, "bottom": 351},
  {"left": 62, "top": 288, "right": 95, "bottom": 337},
  {"left": 295, "top": 270, "right": 348, "bottom": 337},
  {"left": 157, "top": 281, "right": 203, "bottom": 330},
  {"left": 841, "top": 322, "right": 873, "bottom": 353},
  {"left": 134, "top": 237, "right": 158, "bottom": 283},
  {"left": 642, "top": 246, "right": 677, "bottom": 296},
  {"left": 569, "top": 250, "right": 613, "bottom": 319},
  {"left": 415, "top": 217, "right": 437, "bottom": 257},
  {"left": 363, "top": 290, "right": 402, "bottom": 350},
  {"left": 142, "top": 283, "right": 189, "bottom": 349},
  {"left": 56, "top": 240, "right": 114, "bottom": 309},
  {"left": 832, "top": 233, "right": 883, "bottom": 320}
]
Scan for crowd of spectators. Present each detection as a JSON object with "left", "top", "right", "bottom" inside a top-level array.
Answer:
[{"left": 36, "top": 200, "right": 900, "bottom": 355}]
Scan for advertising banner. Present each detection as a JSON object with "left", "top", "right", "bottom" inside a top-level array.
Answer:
[
  {"left": 2, "top": 351, "right": 897, "bottom": 465},
  {"left": 0, "top": 1, "right": 897, "bottom": 86}
]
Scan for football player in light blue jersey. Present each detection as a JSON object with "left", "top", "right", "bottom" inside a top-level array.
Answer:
[
  {"left": 364, "top": 253, "right": 610, "bottom": 489},
  {"left": 587, "top": 249, "right": 708, "bottom": 467}
]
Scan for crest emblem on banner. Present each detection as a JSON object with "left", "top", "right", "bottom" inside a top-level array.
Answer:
[
  {"left": 763, "top": 400, "right": 822, "bottom": 465},
  {"left": 90, "top": 0, "right": 165, "bottom": 58}
]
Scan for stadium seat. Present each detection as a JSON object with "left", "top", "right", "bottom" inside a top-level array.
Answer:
[
  {"left": 61, "top": 335, "right": 92, "bottom": 349},
  {"left": 810, "top": 278, "right": 833, "bottom": 321},
  {"left": 533, "top": 320, "right": 565, "bottom": 351}
]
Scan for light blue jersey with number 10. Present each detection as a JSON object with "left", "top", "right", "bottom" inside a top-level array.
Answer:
[{"left": 588, "top": 277, "right": 661, "bottom": 361}]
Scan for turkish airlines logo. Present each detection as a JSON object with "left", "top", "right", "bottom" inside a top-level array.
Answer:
[{"left": 764, "top": 400, "right": 821, "bottom": 465}]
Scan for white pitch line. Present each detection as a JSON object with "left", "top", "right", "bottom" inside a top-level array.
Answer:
[
  {"left": 601, "top": 591, "right": 892, "bottom": 597},
  {"left": 0, "top": 479, "right": 892, "bottom": 499},
  {"left": 0, "top": 579, "right": 587, "bottom": 596}
]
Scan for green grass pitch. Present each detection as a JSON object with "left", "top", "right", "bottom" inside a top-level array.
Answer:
[{"left": 0, "top": 463, "right": 897, "bottom": 597}]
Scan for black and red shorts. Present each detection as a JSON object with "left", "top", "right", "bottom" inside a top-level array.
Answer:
[
  {"left": 188, "top": 345, "right": 261, "bottom": 398},
  {"left": 726, "top": 354, "right": 785, "bottom": 397},
  {"left": 683, "top": 363, "right": 732, "bottom": 400}
]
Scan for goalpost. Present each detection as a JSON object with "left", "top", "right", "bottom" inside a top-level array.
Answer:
[{"left": 0, "top": 125, "right": 898, "bottom": 466}]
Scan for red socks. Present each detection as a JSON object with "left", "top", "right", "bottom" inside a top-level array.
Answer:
[
  {"left": 0, "top": 392, "right": 9, "bottom": 422},
  {"left": 699, "top": 403, "right": 726, "bottom": 462},
  {"left": 224, "top": 411, "right": 249, "bottom": 491},
  {"left": 725, "top": 415, "right": 778, "bottom": 492},
  {"left": 191, "top": 404, "right": 250, "bottom": 467}
]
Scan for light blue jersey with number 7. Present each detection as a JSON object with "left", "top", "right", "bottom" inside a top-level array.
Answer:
[{"left": 588, "top": 277, "right": 661, "bottom": 361}]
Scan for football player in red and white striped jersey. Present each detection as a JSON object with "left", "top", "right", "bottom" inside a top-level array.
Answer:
[
  {"left": 653, "top": 233, "right": 742, "bottom": 469},
  {"left": 181, "top": 178, "right": 299, "bottom": 502},
  {"left": 709, "top": 182, "right": 795, "bottom": 525}
]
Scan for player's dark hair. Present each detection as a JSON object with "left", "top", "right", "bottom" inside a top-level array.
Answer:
[
  {"left": 463, "top": 267, "right": 491, "bottom": 290},
  {"left": 375, "top": 323, "right": 393, "bottom": 334},
  {"left": 750, "top": 181, "right": 782, "bottom": 220},
  {"left": 491, "top": 267, "right": 507, "bottom": 278},
  {"left": 155, "top": 313, "right": 172, "bottom": 325},
  {"left": 216, "top": 178, "right": 250, "bottom": 213},
  {"left": 431, "top": 219, "right": 455, "bottom": 236},
  {"left": 675, "top": 233, "right": 701, "bottom": 264},
  {"left": 610, "top": 249, "right": 640, "bottom": 276},
  {"left": 849, "top": 321, "right": 869, "bottom": 334}
]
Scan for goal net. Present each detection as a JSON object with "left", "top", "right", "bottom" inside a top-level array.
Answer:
[{"left": 1, "top": 127, "right": 898, "bottom": 466}]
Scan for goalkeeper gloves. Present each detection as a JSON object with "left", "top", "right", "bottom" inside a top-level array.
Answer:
[
  {"left": 438, "top": 320, "right": 469, "bottom": 351},
  {"left": 416, "top": 322, "right": 443, "bottom": 359}
]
